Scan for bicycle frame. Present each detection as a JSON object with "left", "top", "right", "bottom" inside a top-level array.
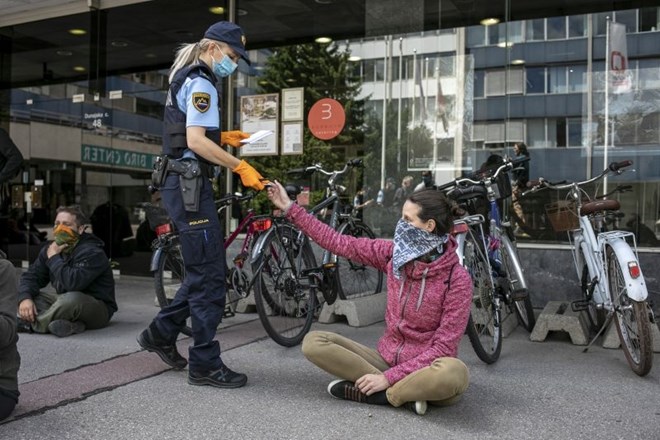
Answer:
[{"left": 568, "top": 187, "right": 647, "bottom": 306}]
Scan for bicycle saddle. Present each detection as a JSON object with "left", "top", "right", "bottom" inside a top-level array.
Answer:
[
  {"left": 449, "top": 185, "right": 487, "bottom": 201},
  {"left": 580, "top": 199, "right": 620, "bottom": 216}
]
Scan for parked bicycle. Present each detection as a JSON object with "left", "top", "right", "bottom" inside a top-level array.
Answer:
[
  {"left": 525, "top": 160, "right": 653, "bottom": 376},
  {"left": 249, "top": 159, "right": 384, "bottom": 347},
  {"left": 146, "top": 191, "right": 272, "bottom": 336},
  {"left": 437, "top": 156, "right": 536, "bottom": 364}
]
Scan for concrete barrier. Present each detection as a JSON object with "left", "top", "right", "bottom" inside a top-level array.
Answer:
[
  {"left": 318, "top": 292, "right": 386, "bottom": 327},
  {"left": 530, "top": 301, "right": 589, "bottom": 345}
]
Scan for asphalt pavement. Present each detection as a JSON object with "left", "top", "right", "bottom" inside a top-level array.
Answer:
[{"left": 1, "top": 272, "right": 659, "bottom": 440}]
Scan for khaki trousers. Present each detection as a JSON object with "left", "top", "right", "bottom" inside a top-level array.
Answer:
[{"left": 301, "top": 330, "right": 469, "bottom": 407}]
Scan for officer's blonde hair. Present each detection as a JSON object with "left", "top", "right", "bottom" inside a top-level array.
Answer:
[{"left": 169, "top": 39, "right": 230, "bottom": 83}]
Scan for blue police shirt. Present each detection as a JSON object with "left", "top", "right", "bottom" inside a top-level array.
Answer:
[{"left": 176, "top": 76, "right": 220, "bottom": 130}]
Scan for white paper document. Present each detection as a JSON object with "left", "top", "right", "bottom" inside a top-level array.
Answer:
[{"left": 240, "top": 130, "right": 274, "bottom": 144}]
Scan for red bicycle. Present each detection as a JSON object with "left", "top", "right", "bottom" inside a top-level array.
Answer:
[{"left": 145, "top": 192, "right": 272, "bottom": 336}]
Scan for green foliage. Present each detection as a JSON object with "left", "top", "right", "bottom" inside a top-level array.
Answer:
[{"left": 248, "top": 42, "right": 365, "bottom": 196}]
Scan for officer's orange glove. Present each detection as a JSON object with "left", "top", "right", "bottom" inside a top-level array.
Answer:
[
  {"left": 232, "top": 160, "right": 267, "bottom": 191},
  {"left": 220, "top": 131, "right": 250, "bottom": 147}
]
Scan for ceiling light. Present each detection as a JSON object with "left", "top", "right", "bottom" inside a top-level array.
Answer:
[
  {"left": 237, "top": 9, "right": 248, "bottom": 16},
  {"left": 209, "top": 6, "right": 225, "bottom": 15},
  {"left": 497, "top": 41, "right": 514, "bottom": 48},
  {"left": 315, "top": 36, "right": 332, "bottom": 44},
  {"left": 315, "top": 0, "right": 334, "bottom": 4},
  {"left": 480, "top": 18, "right": 500, "bottom": 26},
  {"left": 348, "top": 55, "right": 361, "bottom": 62},
  {"left": 511, "top": 59, "right": 525, "bottom": 65},
  {"left": 111, "top": 40, "right": 129, "bottom": 47},
  {"left": 73, "top": 66, "right": 86, "bottom": 72},
  {"left": 68, "top": 28, "right": 87, "bottom": 35},
  {"left": 56, "top": 50, "right": 73, "bottom": 56},
  {"left": 145, "top": 53, "right": 157, "bottom": 58}
]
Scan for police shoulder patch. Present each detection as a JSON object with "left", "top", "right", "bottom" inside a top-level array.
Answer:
[{"left": 192, "top": 92, "right": 211, "bottom": 113}]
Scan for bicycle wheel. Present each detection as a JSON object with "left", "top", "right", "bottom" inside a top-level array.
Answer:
[
  {"left": 252, "top": 223, "right": 318, "bottom": 347},
  {"left": 153, "top": 239, "right": 192, "bottom": 336},
  {"left": 499, "top": 234, "right": 536, "bottom": 332},
  {"left": 463, "top": 228, "right": 501, "bottom": 364},
  {"left": 335, "top": 222, "right": 384, "bottom": 300},
  {"left": 606, "top": 246, "right": 653, "bottom": 376}
]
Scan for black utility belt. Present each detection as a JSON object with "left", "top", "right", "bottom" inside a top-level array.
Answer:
[{"left": 150, "top": 156, "right": 215, "bottom": 212}]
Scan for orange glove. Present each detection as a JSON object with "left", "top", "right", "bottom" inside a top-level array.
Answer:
[
  {"left": 233, "top": 160, "right": 267, "bottom": 191},
  {"left": 221, "top": 130, "right": 250, "bottom": 147}
]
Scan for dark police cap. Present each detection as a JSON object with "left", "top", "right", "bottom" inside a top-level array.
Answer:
[{"left": 204, "top": 21, "right": 250, "bottom": 64}]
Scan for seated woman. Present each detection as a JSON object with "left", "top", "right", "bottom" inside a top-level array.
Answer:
[{"left": 266, "top": 181, "right": 472, "bottom": 416}]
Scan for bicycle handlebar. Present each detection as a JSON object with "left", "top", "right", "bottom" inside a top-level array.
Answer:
[
  {"left": 215, "top": 192, "right": 255, "bottom": 208},
  {"left": 436, "top": 155, "right": 526, "bottom": 192},
  {"left": 287, "top": 159, "right": 363, "bottom": 180},
  {"left": 523, "top": 160, "right": 634, "bottom": 195}
]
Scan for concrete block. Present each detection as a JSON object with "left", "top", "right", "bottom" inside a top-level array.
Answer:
[
  {"left": 235, "top": 292, "right": 257, "bottom": 314},
  {"left": 530, "top": 301, "right": 589, "bottom": 345},
  {"left": 603, "top": 320, "right": 660, "bottom": 353},
  {"left": 318, "top": 292, "right": 386, "bottom": 327}
]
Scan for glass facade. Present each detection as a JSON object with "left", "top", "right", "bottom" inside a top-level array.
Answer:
[{"left": 0, "top": 1, "right": 658, "bottom": 274}]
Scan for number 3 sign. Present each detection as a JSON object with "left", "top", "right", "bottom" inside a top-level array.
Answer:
[{"left": 308, "top": 98, "right": 346, "bottom": 140}]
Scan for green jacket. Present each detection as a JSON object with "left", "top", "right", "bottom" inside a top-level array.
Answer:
[{"left": 0, "top": 259, "right": 20, "bottom": 403}]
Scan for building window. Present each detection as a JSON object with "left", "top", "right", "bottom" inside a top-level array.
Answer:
[
  {"left": 568, "top": 14, "right": 587, "bottom": 38},
  {"left": 615, "top": 9, "right": 638, "bottom": 33},
  {"left": 639, "top": 7, "right": 660, "bottom": 32},
  {"left": 526, "top": 19, "right": 545, "bottom": 41},
  {"left": 467, "top": 26, "right": 486, "bottom": 47},
  {"left": 485, "top": 70, "right": 505, "bottom": 96},
  {"left": 527, "top": 119, "right": 546, "bottom": 147},
  {"left": 568, "top": 65, "right": 587, "bottom": 93},
  {"left": 474, "top": 70, "right": 485, "bottom": 98},
  {"left": 547, "top": 17, "right": 567, "bottom": 40},
  {"left": 526, "top": 67, "right": 546, "bottom": 94},
  {"left": 548, "top": 66, "right": 567, "bottom": 93},
  {"left": 567, "top": 118, "right": 583, "bottom": 147}
]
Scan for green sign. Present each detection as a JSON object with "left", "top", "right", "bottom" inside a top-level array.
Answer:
[{"left": 81, "top": 144, "right": 158, "bottom": 171}]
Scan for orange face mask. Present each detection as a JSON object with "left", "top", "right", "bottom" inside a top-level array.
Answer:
[{"left": 53, "top": 224, "right": 80, "bottom": 251}]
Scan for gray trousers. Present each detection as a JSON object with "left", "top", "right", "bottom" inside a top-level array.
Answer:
[{"left": 32, "top": 291, "right": 109, "bottom": 334}]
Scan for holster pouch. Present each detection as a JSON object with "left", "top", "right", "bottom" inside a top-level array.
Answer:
[
  {"left": 151, "top": 155, "right": 169, "bottom": 190},
  {"left": 170, "top": 159, "right": 202, "bottom": 212}
]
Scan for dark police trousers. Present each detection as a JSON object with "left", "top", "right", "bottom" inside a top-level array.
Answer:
[{"left": 153, "top": 174, "right": 226, "bottom": 373}]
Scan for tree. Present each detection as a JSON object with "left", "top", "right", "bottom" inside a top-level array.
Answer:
[{"left": 249, "top": 42, "right": 366, "bottom": 203}]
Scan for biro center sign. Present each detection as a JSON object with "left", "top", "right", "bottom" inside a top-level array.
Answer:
[{"left": 81, "top": 144, "right": 157, "bottom": 171}]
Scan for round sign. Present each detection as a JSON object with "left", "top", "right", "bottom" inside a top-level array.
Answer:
[{"left": 308, "top": 98, "right": 346, "bottom": 140}]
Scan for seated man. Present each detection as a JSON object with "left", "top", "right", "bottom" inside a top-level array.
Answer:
[
  {"left": 0, "top": 258, "right": 20, "bottom": 421},
  {"left": 17, "top": 206, "right": 117, "bottom": 337}
]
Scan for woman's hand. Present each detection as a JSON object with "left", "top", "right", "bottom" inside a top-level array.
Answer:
[
  {"left": 355, "top": 373, "right": 390, "bottom": 396},
  {"left": 266, "top": 180, "right": 293, "bottom": 212}
]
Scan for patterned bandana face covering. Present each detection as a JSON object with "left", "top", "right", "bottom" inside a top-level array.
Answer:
[
  {"left": 392, "top": 219, "right": 448, "bottom": 279},
  {"left": 53, "top": 224, "right": 80, "bottom": 252}
]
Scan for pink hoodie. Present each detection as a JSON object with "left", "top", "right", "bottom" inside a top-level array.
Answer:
[{"left": 287, "top": 204, "right": 472, "bottom": 385}]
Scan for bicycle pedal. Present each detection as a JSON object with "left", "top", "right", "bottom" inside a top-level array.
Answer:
[
  {"left": 571, "top": 300, "right": 590, "bottom": 312},
  {"left": 510, "top": 289, "right": 528, "bottom": 301},
  {"left": 233, "top": 252, "right": 248, "bottom": 264}
]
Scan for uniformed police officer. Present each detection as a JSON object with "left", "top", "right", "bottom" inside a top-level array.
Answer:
[{"left": 138, "top": 21, "right": 264, "bottom": 388}]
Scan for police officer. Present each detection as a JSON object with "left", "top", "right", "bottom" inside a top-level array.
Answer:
[{"left": 138, "top": 21, "right": 265, "bottom": 389}]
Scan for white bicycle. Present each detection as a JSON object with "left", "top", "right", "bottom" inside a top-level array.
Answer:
[{"left": 526, "top": 160, "right": 653, "bottom": 376}]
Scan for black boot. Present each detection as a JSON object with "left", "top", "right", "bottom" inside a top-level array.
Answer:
[{"left": 137, "top": 325, "right": 187, "bottom": 369}]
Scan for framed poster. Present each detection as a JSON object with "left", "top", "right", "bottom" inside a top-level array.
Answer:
[
  {"left": 282, "top": 121, "right": 303, "bottom": 155},
  {"left": 239, "top": 93, "right": 279, "bottom": 156},
  {"left": 281, "top": 87, "right": 304, "bottom": 121}
]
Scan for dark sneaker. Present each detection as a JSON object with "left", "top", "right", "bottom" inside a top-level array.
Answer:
[
  {"left": 404, "top": 400, "right": 428, "bottom": 416},
  {"left": 137, "top": 328, "right": 187, "bottom": 370},
  {"left": 188, "top": 364, "right": 247, "bottom": 388},
  {"left": 327, "top": 379, "right": 389, "bottom": 405},
  {"left": 48, "top": 320, "right": 85, "bottom": 337},
  {"left": 17, "top": 318, "right": 33, "bottom": 333}
]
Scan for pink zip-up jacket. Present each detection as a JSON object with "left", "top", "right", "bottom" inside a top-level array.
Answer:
[{"left": 287, "top": 204, "right": 472, "bottom": 385}]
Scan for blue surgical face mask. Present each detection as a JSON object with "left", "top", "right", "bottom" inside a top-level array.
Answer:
[{"left": 212, "top": 47, "right": 238, "bottom": 77}]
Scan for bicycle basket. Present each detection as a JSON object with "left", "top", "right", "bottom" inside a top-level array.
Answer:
[
  {"left": 493, "top": 172, "right": 512, "bottom": 200},
  {"left": 545, "top": 201, "right": 579, "bottom": 232},
  {"left": 144, "top": 204, "right": 170, "bottom": 231}
]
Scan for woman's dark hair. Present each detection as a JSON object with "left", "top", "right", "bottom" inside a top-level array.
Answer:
[
  {"left": 407, "top": 189, "right": 462, "bottom": 236},
  {"left": 55, "top": 205, "right": 88, "bottom": 227},
  {"left": 515, "top": 142, "right": 529, "bottom": 156}
]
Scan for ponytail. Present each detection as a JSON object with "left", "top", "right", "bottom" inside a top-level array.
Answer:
[{"left": 168, "top": 39, "right": 217, "bottom": 83}]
